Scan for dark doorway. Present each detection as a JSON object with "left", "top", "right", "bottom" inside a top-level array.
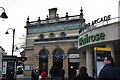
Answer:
[
  {"left": 52, "top": 46, "right": 64, "bottom": 77},
  {"left": 6, "top": 62, "right": 15, "bottom": 80},
  {"left": 39, "top": 57, "right": 48, "bottom": 74},
  {"left": 53, "top": 53, "right": 63, "bottom": 76},
  {"left": 67, "top": 46, "right": 80, "bottom": 79},
  {"left": 2, "top": 56, "right": 17, "bottom": 80},
  {"left": 68, "top": 62, "right": 79, "bottom": 79},
  {"left": 39, "top": 48, "right": 49, "bottom": 75},
  {"left": 53, "top": 56, "right": 63, "bottom": 76}
]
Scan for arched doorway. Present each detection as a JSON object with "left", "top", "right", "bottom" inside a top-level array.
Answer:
[
  {"left": 52, "top": 46, "right": 64, "bottom": 77},
  {"left": 67, "top": 46, "right": 80, "bottom": 79},
  {"left": 39, "top": 47, "right": 49, "bottom": 75}
]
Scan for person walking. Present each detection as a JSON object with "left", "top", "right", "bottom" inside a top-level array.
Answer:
[
  {"left": 40, "top": 70, "right": 47, "bottom": 80},
  {"left": 31, "top": 67, "right": 39, "bottom": 80},
  {"left": 50, "top": 66, "right": 57, "bottom": 80},
  {"left": 97, "top": 55, "right": 120, "bottom": 80},
  {"left": 50, "top": 66, "right": 53, "bottom": 80},
  {"left": 60, "top": 68, "right": 65, "bottom": 80},
  {"left": 74, "top": 66, "right": 93, "bottom": 80}
]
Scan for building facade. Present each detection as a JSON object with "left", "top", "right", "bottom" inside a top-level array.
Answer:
[
  {"left": 24, "top": 8, "right": 86, "bottom": 79},
  {"left": 24, "top": 6, "right": 120, "bottom": 79},
  {"left": 78, "top": 19, "right": 120, "bottom": 77}
]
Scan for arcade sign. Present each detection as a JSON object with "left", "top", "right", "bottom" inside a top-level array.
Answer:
[{"left": 79, "top": 15, "right": 111, "bottom": 33}]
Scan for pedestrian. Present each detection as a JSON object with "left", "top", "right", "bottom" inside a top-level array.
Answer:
[
  {"left": 97, "top": 55, "right": 120, "bottom": 80},
  {"left": 40, "top": 69, "right": 47, "bottom": 80},
  {"left": 60, "top": 68, "right": 65, "bottom": 80},
  {"left": 50, "top": 66, "right": 56, "bottom": 80},
  {"left": 76, "top": 68, "right": 79, "bottom": 76},
  {"left": 50, "top": 66, "right": 53, "bottom": 80},
  {"left": 74, "top": 66, "right": 93, "bottom": 80},
  {"left": 31, "top": 67, "right": 35, "bottom": 80},
  {"left": 31, "top": 67, "right": 39, "bottom": 80}
]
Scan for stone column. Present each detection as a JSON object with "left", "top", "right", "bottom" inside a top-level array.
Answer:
[
  {"left": 63, "top": 54, "right": 68, "bottom": 78},
  {"left": 48, "top": 54, "right": 53, "bottom": 77},
  {"left": 86, "top": 48, "right": 93, "bottom": 77}
]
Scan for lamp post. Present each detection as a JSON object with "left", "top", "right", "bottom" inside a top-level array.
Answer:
[
  {"left": 5, "top": 28, "right": 15, "bottom": 56},
  {"left": 0, "top": 7, "right": 8, "bottom": 19}
]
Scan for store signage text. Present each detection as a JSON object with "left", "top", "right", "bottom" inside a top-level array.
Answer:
[
  {"left": 79, "top": 15, "right": 111, "bottom": 33},
  {"left": 79, "top": 32, "right": 105, "bottom": 46},
  {"left": 69, "top": 54, "right": 80, "bottom": 58}
]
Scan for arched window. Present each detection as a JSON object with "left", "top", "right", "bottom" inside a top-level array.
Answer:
[
  {"left": 67, "top": 47, "right": 79, "bottom": 54},
  {"left": 49, "top": 33, "right": 55, "bottom": 39},
  {"left": 60, "top": 32, "right": 66, "bottom": 39},
  {"left": 39, "top": 34, "right": 44, "bottom": 39}
]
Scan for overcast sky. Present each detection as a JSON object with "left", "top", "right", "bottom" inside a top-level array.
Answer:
[{"left": 0, "top": 0, "right": 119, "bottom": 56}]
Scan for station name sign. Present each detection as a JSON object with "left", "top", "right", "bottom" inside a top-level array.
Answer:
[
  {"left": 79, "top": 32, "right": 105, "bottom": 46},
  {"left": 79, "top": 15, "right": 111, "bottom": 33}
]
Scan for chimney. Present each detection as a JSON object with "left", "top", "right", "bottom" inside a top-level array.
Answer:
[{"left": 49, "top": 8, "right": 57, "bottom": 19}]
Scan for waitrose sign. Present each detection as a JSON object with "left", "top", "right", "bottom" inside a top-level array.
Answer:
[{"left": 79, "top": 32, "right": 105, "bottom": 46}]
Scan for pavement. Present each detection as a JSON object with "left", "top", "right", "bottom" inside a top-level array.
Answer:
[
  {"left": 17, "top": 74, "right": 31, "bottom": 80},
  {"left": 17, "top": 75, "right": 71, "bottom": 80}
]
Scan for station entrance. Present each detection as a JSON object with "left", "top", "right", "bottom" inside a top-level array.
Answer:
[
  {"left": 68, "top": 47, "right": 80, "bottom": 79},
  {"left": 53, "top": 54, "right": 63, "bottom": 76},
  {"left": 51, "top": 46, "right": 64, "bottom": 77},
  {"left": 39, "top": 48, "right": 49, "bottom": 74}
]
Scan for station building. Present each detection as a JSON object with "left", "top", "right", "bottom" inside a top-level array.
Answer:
[
  {"left": 24, "top": 7, "right": 85, "bottom": 79},
  {"left": 24, "top": 4, "right": 120, "bottom": 79}
]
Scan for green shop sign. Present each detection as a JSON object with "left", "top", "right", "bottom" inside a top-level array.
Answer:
[{"left": 79, "top": 32, "right": 105, "bottom": 46}]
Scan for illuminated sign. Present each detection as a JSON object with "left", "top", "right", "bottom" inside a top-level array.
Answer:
[
  {"left": 79, "top": 32, "right": 105, "bottom": 46},
  {"left": 94, "top": 47, "right": 111, "bottom": 51},
  {"left": 69, "top": 54, "right": 80, "bottom": 58},
  {"left": 94, "top": 47, "right": 111, "bottom": 61},
  {"left": 79, "top": 15, "right": 111, "bottom": 33}
]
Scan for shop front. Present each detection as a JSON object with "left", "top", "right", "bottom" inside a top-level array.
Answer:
[
  {"left": 78, "top": 20, "right": 120, "bottom": 78},
  {"left": 68, "top": 54, "right": 79, "bottom": 79}
]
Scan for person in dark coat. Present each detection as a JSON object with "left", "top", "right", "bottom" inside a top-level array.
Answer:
[
  {"left": 31, "top": 67, "right": 39, "bottom": 80},
  {"left": 60, "top": 68, "right": 65, "bottom": 80},
  {"left": 74, "top": 66, "right": 93, "bottom": 80},
  {"left": 50, "top": 66, "right": 53, "bottom": 80},
  {"left": 50, "top": 66, "right": 56, "bottom": 80},
  {"left": 97, "top": 55, "right": 120, "bottom": 80},
  {"left": 31, "top": 67, "right": 36, "bottom": 80}
]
